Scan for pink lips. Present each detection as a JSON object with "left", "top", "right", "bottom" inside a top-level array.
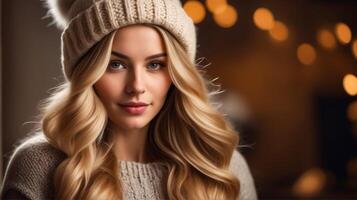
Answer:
[{"left": 119, "top": 101, "right": 149, "bottom": 115}]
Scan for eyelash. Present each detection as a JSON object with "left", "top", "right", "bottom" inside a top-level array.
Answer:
[{"left": 108, "top": 60, "right": 166, "bottom": 71}]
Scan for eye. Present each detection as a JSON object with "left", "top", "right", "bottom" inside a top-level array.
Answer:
[
  {"left": 108, "top": 60, "right": 126, "bottom": 70},
  {"left": 147, "top": 61, "right": 165, "bottom": 70}
]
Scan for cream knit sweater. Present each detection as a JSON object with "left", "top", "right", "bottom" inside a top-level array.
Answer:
[{"left": 0, "top": 134, "right": 257, "bottom": 200}]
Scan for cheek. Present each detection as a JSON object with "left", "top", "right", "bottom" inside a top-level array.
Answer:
[
  {"left": 94, "top": 75, "right": 124, "bottom": 102},
  {"left": 148, "top": 74, "right": 172, "bottom": 101}
]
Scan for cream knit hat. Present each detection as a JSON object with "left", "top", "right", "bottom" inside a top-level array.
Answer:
[{"left": 45, "top": 0, "right": 197, "bottom": 80}]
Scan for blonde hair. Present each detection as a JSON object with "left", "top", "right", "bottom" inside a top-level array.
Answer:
[{"left": 38, "top": 24, "right": 240, "bottom": 200}]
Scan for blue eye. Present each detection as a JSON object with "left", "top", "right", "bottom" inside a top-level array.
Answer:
[
  {"left": 108, "top": 60, "right": 125, "bottom": 70},
  {"left": 148, "top": 62, "right": 165, "bottom": 70}
]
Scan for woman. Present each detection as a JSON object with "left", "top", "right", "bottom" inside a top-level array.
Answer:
[{"left": 0, "top": 0, "right": 257, "bottom": 199}]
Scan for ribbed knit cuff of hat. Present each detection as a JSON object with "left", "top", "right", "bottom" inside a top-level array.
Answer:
[{"left": 59, "top": 0, "right": 197, "bottom": 81}]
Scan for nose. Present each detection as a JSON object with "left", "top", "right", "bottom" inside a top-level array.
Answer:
[{"left": 125, "top": 66, "right": 145, "bottom": 95}]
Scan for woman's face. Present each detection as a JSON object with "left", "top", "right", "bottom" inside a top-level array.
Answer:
[{"left": 94, "top": 25, "right": 172, "bottom": 131}]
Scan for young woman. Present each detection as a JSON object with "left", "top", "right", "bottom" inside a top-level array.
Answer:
[{"left": 0, "top": 0, "right": 257, "bottom": 199}]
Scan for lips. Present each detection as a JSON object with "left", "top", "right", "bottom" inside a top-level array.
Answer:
[
  {"left": 119, "top": 101, "right": 149, "bottom": 115},
  {"left": 119, "top": 102, "right": 149, "bottom": 107}
]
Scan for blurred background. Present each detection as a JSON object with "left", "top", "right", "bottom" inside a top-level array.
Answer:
[{"left": 1, "top": 0, "right": 357, "bottom": 199}]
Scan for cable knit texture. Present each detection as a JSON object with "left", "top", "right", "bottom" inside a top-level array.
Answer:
[
  {"left": 0, "top": 134, "right": 258, "bottom": 200},
  {"left": 45, "top": 0, "right": 197, "bottom": 81}
]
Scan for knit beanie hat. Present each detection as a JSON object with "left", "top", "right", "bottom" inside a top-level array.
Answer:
[{"left": 44, "top": 0, "right": 197, "bottom": 81}]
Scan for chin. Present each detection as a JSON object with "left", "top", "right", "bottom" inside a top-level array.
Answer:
[{"left": 118, "top": 118, "right": 150, "bottom": 130}]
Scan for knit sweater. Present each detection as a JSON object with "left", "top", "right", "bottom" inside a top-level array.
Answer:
[{"left": 0, "top": 134, "right": 257, "bottom": 200}]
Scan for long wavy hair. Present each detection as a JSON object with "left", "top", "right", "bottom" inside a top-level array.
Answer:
[{"left": 38, "top": 24, "right": 240, "bottom": 200}]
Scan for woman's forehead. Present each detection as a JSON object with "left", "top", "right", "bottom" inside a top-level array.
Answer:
[{"left": 111, "top": 25, "right": 166, "bottom": 58}]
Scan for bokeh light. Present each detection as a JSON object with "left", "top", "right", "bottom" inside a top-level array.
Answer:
[
  {"left": 253, "top": 7, "right": 275, "bottom": 31},
  {"left": 352, "top": 40, "right": 357, "bottom": 59},
  {"left": 183, "top": 0, "right": 206, "bottom": 24},
  {"left": 213, "top": 5, "right": 238, "bottom": 28},
  {"left": 343, "top": 74, "right": 357, "bottom": 96},
  {"left": 335, "top": 22, "right": 352, "bottom": 44},
  {"left": 269, "top": 21, "right": 288, "bottom": 42},
  {"left": 206, "top": 0, "right": 227, "bottom": 14},
  {"left": 317, "top": 29, "right": 337, "bottom": 50},
  {"left": 292, "top": 168, "right": 327, "bottom": 197},
  {"left": 297, "top": 43, "right": 317, "bottom": 65},
  {"left": 347, "top": 101, "right": 357, "bottom": 122}
]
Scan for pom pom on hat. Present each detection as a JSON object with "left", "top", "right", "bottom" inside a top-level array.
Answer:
[{"left": 43, "top": 0, "right": 76, "bottom": 29}]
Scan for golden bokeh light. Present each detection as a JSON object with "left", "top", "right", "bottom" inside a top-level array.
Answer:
[
  {"left": 292, "top": 168, "right": 327, "bottom": 197},
  {"left": 317, "top": 29, "right": 337, "bottom": 50},
  {"left": 269, "top": 21, "right": 288, "bottom": 42},
  {"left": 213, "top": 5, "right": 238, "bottom": 28},
  {"left": 343, "top": 74, "right": 357, "bottom": 96},
  {"left": 335, "top": 22, "right": 352, "bottom": 44},
  {"left": 352, "top": 40, "right": 357, "bottom": 59},
  {"left": 183, "top": 0, "right": 206, "bottom": 24},
  {"left": 253, "top": 7, "right": 275, "bottom": 31},
  {"left": 297, "top": 43, "right": 317, "bottom": 65},
  {"left": 206, "top": 0, "right": 227, "bottom": 14},
  {"left": 347, "top": 101, "right": 357, "bottom": 122}
]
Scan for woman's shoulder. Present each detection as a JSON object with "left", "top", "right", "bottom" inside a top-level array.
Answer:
[
  {"left": 0, "top": 132, "right": 66, "bottom": 200},
  {"left": 2, "top": 132, "right": 66, "bottom": 170},
  {"left": 229, "top": 149, "right": 258, "bottom": 200}
]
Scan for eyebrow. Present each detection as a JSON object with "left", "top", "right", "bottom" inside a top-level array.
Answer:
[{"left": 111, "top": 51, "right": 167, "bottom": 61}]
